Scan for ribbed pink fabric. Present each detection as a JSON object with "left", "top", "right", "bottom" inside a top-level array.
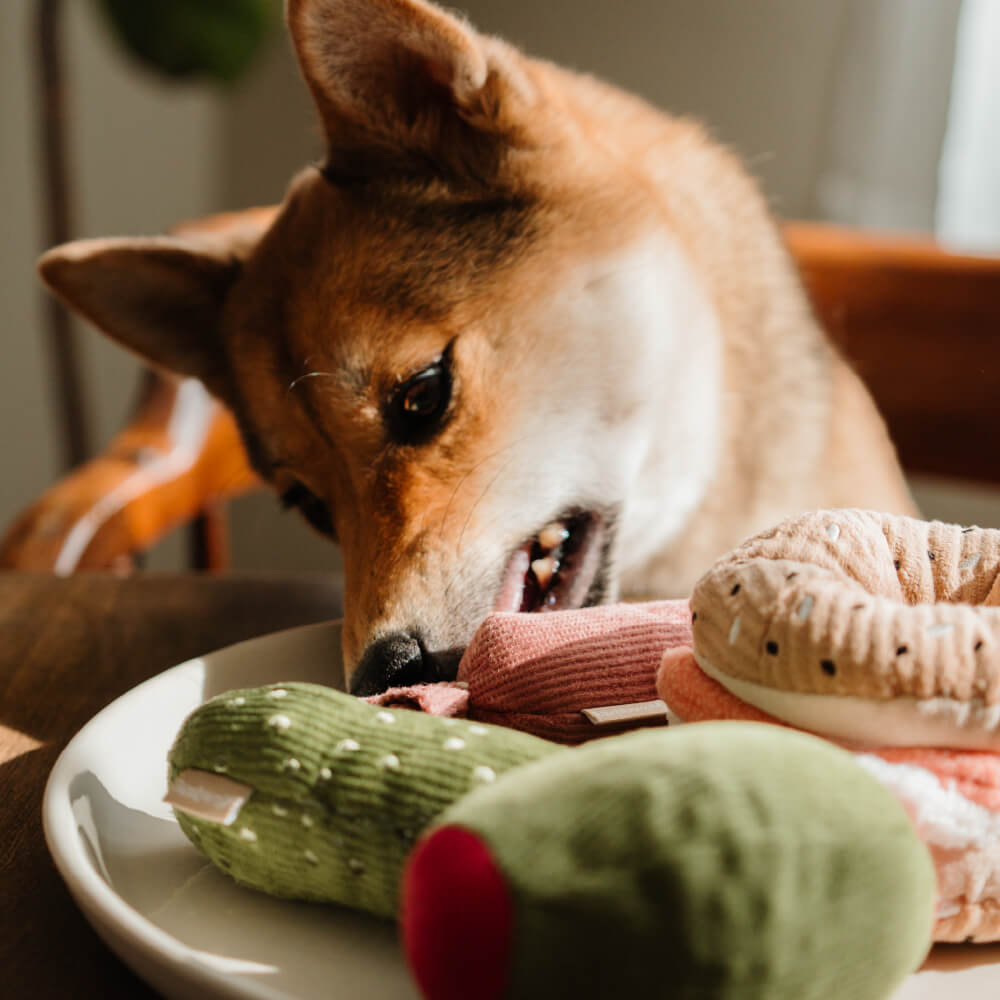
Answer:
[
  {"left": 456, "top": 601, "right": 692, "bottom": 743},
  {"left": 364, "top": 602, "right": 693, "bottom": 742},
  {"left": 363, "top": 683, "right": 469, "bottom": 717}
]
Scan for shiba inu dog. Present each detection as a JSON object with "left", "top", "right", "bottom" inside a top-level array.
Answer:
[{"left": 34, "top": 0, "right": 914, "bottom": 694}]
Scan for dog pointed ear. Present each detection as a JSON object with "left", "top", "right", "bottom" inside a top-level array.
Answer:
[
  {"left": 286, "top": 0, "right": 538, "bottom": 182},
  {"left": 37, "top": 213, "right": 269, "bottom": 395}
]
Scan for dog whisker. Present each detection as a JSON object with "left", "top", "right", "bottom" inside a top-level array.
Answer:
[
  {"left": 287, "top": 371, "right": 338, "bottom": 394},
  {"left": 436, "top": 439, "right": 521, "bottom": 546},
  {"left": 440, "top": 451, "right": 522, "bottom": 608}
]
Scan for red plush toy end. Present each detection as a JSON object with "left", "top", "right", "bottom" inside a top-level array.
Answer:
[{"left": 402, "top": 825, "right": 513, "bottom": 1000}]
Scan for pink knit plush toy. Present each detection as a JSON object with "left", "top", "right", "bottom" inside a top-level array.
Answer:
[{"left": 366, "top": 600, "right": 692, "bottom": 743}]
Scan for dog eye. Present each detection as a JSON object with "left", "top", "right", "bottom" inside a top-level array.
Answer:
[
  {"left": 280, "top": 482, "right": 334, "bottom": 537},
  {"left": 387, "top": 350, "right": 453, "bottom": 445}
]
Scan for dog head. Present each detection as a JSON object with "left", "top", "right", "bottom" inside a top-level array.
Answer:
[{"left": 38, "top": 0, "right": 715, "bottom": 692}]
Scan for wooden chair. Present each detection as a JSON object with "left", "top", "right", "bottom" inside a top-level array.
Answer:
[
  {"left": 786, "top": 223, "right": 1000, "bottom": 486},
  {"left": 2, "top": 218, "right": 999, "bottom": 572}
]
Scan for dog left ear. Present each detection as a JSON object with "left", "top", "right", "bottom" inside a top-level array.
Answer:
[
  {"left": 286, "top": 0, "right": 540, "bottom": 184},
  {"left": 38, "top": 234, "right": 244, "bottom": 397},
  {"left": 36, "top": 207, "right": 274, "bottom": 395}
]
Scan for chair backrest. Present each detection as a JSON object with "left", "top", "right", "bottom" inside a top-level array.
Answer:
[{"left": 784, "top": 222, "right": 1000, "bottom": 486}]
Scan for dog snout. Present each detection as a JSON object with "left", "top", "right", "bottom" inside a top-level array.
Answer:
[
  {"left": 349, "top": 631, "right": 463, "bottom": 696},
  {"left": 350, "top": 631, "right": 425, "bottom": 696}
]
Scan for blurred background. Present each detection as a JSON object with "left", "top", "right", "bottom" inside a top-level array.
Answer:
[{"left": 1, "top": 0, "right": 998, "bottom": 573}]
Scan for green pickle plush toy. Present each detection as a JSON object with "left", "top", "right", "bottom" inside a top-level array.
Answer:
[
  {"left": 168, "top": 689, "right": 937, "bottom": 1000},
  {"left": 167, "top": 682, "right": 556, "bottom": 917}
]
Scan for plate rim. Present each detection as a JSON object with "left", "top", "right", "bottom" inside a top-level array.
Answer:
[{"left": 42, "top": 618, "right": 345, "bottom": 1000}]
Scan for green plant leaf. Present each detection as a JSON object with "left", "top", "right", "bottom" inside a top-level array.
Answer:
[{"left": 96, "top": 0, "right": 281, "bottom": 83}]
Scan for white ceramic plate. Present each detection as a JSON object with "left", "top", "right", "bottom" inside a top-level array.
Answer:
[{"left": 43, "top": 621, "right": 1000, "bottom": 999}]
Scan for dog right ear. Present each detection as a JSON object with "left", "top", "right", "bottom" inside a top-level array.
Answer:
[
  {"left": 37, "top": 211, "right": 271, "bottom": 398},
  {"left": 286, "top": 0, "right": 539, "bottom": 184}
]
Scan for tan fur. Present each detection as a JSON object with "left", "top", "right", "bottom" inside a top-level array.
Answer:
[{"left": 36, "top": 0, "right": 914, "bottom": 683}]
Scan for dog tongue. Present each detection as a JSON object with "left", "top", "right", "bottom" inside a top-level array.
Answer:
[{"left": 494, "top": 545, "right": 532, "bottom": 613}]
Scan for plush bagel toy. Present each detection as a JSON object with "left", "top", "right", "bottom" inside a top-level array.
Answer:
[
  {"left": 660, "top": 508, "right": 1000, "bottom": 942},
  {"left": 687, "top": 508, "right": 1000, "bottom": 748}
]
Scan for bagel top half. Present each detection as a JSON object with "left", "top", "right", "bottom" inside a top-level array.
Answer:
[{"left": 690, "top": 509, "right": 1000, "bottom": 749}]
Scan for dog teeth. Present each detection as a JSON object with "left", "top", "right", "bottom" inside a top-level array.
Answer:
[
  {"left": 531, "top": 556, "right": 558, "bottom": 589},
  {"left": 538, "top": 522, "right": 570, "bottom": 551}
]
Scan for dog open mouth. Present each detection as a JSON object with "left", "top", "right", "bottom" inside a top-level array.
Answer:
[{"left": 494, "top": 512, "right": 609, "bottom": 613}]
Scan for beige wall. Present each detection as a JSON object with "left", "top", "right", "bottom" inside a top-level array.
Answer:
[
  {"left": 216, "top": 0, "right": 858, "bottom": 221},
  {"left": 1, "top": 0, "right": 995, "bottom": 576}
]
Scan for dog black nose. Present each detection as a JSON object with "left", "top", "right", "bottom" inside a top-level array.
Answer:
[{"left": 350, "top": 631, "right": 429, "bottom": 696}]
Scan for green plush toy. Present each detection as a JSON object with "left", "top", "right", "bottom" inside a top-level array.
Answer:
[
  {"left": 167, "top": 682, "right": 556, "bottom": 917},
  {"left": 402, "top": 723, "right": 937, "bottom": 1000},
  {"left": 168, "top": 688, "right": 936, "bottom": 1000}
]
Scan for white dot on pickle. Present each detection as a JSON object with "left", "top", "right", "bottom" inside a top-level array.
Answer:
[
  {"left": 301, "top": 813, "right": 314, "bottom": 828},
  {"left": 336, "top": 739, "right": 360, "bottom": 753},
  {"left": 239, "top": 827, "right": 258, "bottom": 843},
  {"left": 473, "top": 766, "right": 496, "bottom": 783},
  {"left": 227, "top": 696, "right": 245, "bottom": 708},
  {"left": 213, "top": 759, "right": 228, "bottom": 773},
  {"left": 272, "top": 804, "right": 288, "bottom": 817},
  {"left": 349, "top": 858, "right": 364, "bottom": 874},
  {"left": 268, "top": 688, "right": 288, "bottom": 699},
  {"left": 268, "top": 713, "right": 292, "bottom": 731},
  {"left": 468, "top": 725, "right": 487, "bottom": 735},
  {"left": 444, "top": 737, "right": 466, "bottom": 750},
  {"left": 375, "top": 711, "right": 395, "bottom": 724},
  {"left": 319, "top": 767, "right": 332, "bottom": 780},
  {"left": 283, "top": 758, "right": 301, "bottom": 771},
  {"left": 380, "top": 754, "right": 401, "bottom": 770},
  {"left": 304, "top": 849, "right": 319, "bottom": 865}
]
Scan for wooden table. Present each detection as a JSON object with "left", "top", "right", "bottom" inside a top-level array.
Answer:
[{"left": 0, "top": 571, "right": 344, "bottom": 999}]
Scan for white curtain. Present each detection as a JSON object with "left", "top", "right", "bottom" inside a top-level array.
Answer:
[
  {"left": 936, "top": 0, "right": 1000, "bottom": 253},
  {"left": 809, "top": 0, "right": 962, "bottom": 232}
]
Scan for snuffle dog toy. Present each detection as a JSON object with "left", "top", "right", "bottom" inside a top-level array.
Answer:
[{"left": 164, "top": 510, "right": 1000, "bottom": 998}]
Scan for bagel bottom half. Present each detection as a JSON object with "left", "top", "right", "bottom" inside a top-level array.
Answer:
[{"left": 659, "top": 645, "right": 1000, "bottom": 943}]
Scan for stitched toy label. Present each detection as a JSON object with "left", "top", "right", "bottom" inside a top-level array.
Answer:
[
  {"left": 581, "top": 700, "right": 670, "bottom": 727},
  {"left": 165, "top": 769, "right": 254, "bottom": 825}
]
